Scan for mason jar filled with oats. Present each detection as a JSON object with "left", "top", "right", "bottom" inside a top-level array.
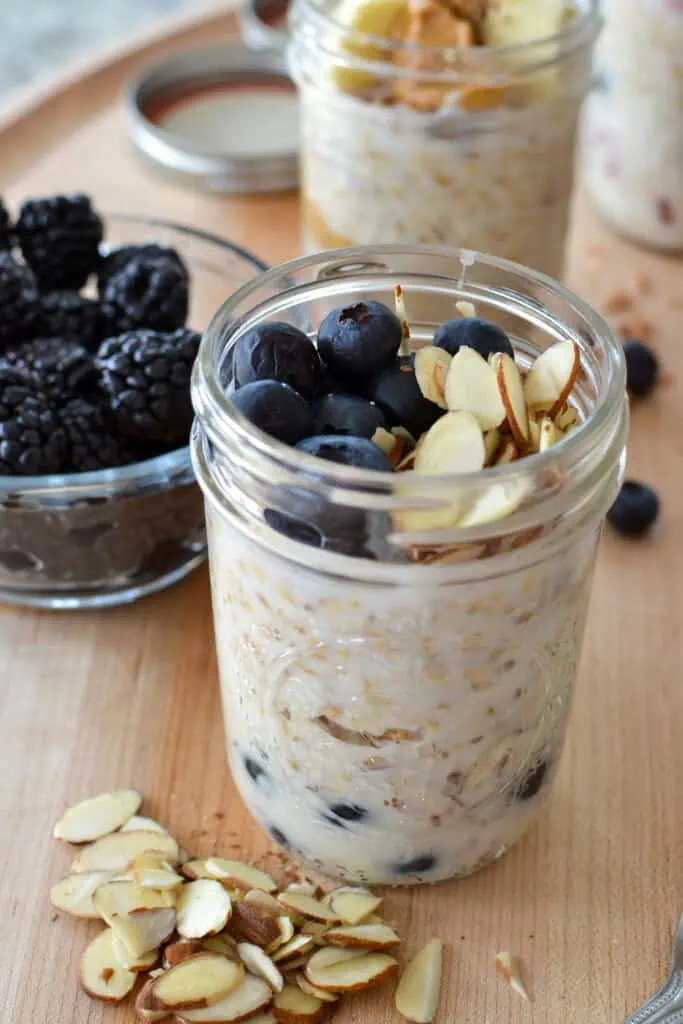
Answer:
[
  {"left": 288, "top": 0, "right": 599, "bottom": 279},
  {"left": 583, "top": 0, "right": 683, "bottom": 250},
  {"left": 191, "top": 245, "right": 627, "bottom": 885}
]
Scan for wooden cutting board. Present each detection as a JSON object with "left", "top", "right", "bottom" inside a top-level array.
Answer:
[{"left": 1, "top": 5, "right": 682, "bottom": 1022}]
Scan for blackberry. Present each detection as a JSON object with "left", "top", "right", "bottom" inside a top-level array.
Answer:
[
  {"left": 0, "top": 364, "right": 67, "bottom": 475},
  {"left": 0, "top": 252, "right": 40, "bottom": 350},
  {"left": 97, "top": 328, "right": 200, "bottom": 446},
  {"left": 0, "top": 197, "right": 13, "bottom": 251},
  {"left": 16, "top": 194, "right": 104, "bottom": 291},
  {"left": 59, "top": 397, "right": 128, "bottom": 472},
  {"left": 98, "top": 243, "right": 187, "bottom": 293},
  {"left": 40, "top": 291, "right": 116, "bottom": 352},
  {"left": 5, "top": 337, "right": 95, "bottom": 403},
  {"left": 103, "top": 255, "right": 189, "bottom": 332}
]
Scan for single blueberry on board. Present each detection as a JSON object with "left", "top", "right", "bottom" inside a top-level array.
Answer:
[
  {"left": 433, "top": 317, "right": 514, "bottom": 360},
  {"left": 607, "top": 480, "right": 660, "bottom": 537},
  {"left": 230, "top": 379, "right": 313, "bottom": 445},
  {"left": 317, "top": 300, "right": 402, "bottom": 379},
  {"left": 622, "top": 338, "right": 659, "bottom": 398}
]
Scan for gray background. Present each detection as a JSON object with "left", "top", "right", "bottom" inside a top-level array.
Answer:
[{"left": 0, "top": 1, "right": 204, "bottom": 96}]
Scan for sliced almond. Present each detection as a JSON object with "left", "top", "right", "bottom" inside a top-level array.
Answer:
[
  {"left": 555, "top": 403, "right": 578, "bottom": 431},
  {"left": 136, "top": 978, "right": 170, "bottom": 1020},
  {"left": 459, "top": 479, "right": 531, "bottom": 528},
  {"left": 415, "top": 410, "right": 486, "bottom": 476},
  {"left": 277, "top": 893, "right": 341, "bottom": 925},
  {"left": 415, "top": 347, "right": 451, "bottom": 409},
  {"left": 203, "top": 934, "right": 240, "bottom": 958},
  {"left": 303, "top": 948, "right": 366, "bottom": 973},
  {"left": 305, "top": 951, "right": 398, "bottom": 993},
  {"left": 324, "top": 923, "right": 400, "bottom": 950},
  {"left": 539, "top": 416, "right": 560, "bottom": 452},
  {"left": 523, "top": 340, "right": 580, "bottom": 417},
  {"left": 166, "top": 939, "right": 213, "bottom": 968},
  {"left": 238, "top": 943, "right": 284, "bottom": 992},
  {"left": 205, "top": 859, "right": 276, "bottom": 894},
  {"left": 149, "top": 954, "right": 245, "bottom": 1012},
  {"left": 455, "top": 300, "right": 476, "bottom": 318},
  {"left": 177, "top": 880, "right": 233, "bottom": 939},
  {"left": 281, "top": 956, "right": 313, "bottom": 972},
  {"left": 271, "top": 935, "right": 315, "bottom": 964},
  {"left": 71, "top": 829, "right": 179, "bottom": 873},
  {"left": 283, "top": 882, "right": 323, "bottom": 898},
  {"left": 527, "top": 417, "right": 541, "bottom": 452},
  {"left": 111, "top": 928, "right": 158, "bottom": 972},
  {"left": 493, "top": 437, "right": 519, "bottom": 465},
  {"left": 244, "top": 890, "right": 283, "bottom": 918},
  {"left": 395, "top": 939, "right": 443, "bottom": 1023},
  {"left": 228, "top": 901, "right": 282, "bottom": 948},
  {"left": 298, "top": 921, "right": 329, "bottom": 945},
  {"left": 496, "top": 353, "right": 529, "bottom": 444},
  {"left": 483, "top": 427, "right": 501, "bottom": 464},
  {"left": 495, "top": 951, "right": 530, "bottom": 1001},
  {"left": 49, "top": 870, "right": 115, "bottom": 919},
  {"left": 183, "top": 860, "right": 216, "bottom": 881},
  {"left": 266, "top": 916, "right": 296, "bottom": 954},
  {"left": 94, "top": 881, "right": 176, "bottom": 957},
  {"left": 121, "top": 815, "right": 169, "bottom": 835},
  {"left": 54, "top": 789, "right": 142, "bottom": 844},
  {"left": 394, "top": 283, "right": 410, "bottom": 347},
  {"left": 127, "top": 852, "right": 184, "bottom": 890},
  {"left": 272, "top": 984, "right": 331, "bottom": 1023},
  {"left": 178, "top": 975, "right": 273, "bottom": 1023},
  {"left": 445, "top": 347, "right": 506, "bottom": 430},
  {"left": 80, "top": 927, "right": 136, "bottom": 1002},
  {"left": 295, "top": 974, "right": 339, "bottom": 1004}
]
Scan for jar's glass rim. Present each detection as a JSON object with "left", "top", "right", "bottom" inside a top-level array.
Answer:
[
  {"left": 195, "top": 243, "right": 626, "bottom": 495},
  {"left": 290, "top": 0, "right": 601, "bottom": 62}
]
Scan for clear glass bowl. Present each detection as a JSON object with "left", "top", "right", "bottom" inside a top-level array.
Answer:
[{"left": 0, "top": 215, "right": 268, "bottom": 610}]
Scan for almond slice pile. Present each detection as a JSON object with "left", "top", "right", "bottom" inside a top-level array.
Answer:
[
  {"left": 391, "top": 294, "right": 582, "bottom": 542},
  {"left": 49, "top": 789, "right": 453, "bottom": 1023}
]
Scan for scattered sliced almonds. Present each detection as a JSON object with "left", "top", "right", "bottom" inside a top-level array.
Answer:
[
  {"left": 395, "top": 939, "right": 444, "bottom": 1023},
  {"left": 495, "top": 951, "right": 530, "bottom": 1001},
  {"left": 50, "top": 869, "right": 115, "bottom": 919},
  {"left": 72, "top": 829, "right": 179, "bottom": 873},
  {"left": 80, "top": 927, "right": 137, "bottom": 1002},
  {"left": 324, "top": 923, "right": 401, "bottom": 950},
  {"left": 121, "top": 815, "right": 170, "bottom": 835},
  {"left": 305, "top": 950, "right": 398, "bottom": 993},
  {"left": 54, "top": 789, "right": 142, "bottom": 844},
  {"left": 271, "top": 934, "right": 316, "bottom": 964},
  {"left": 325, "top": 886, "right": 382, "bottom": 926},
  {"left": 148, "top": 954, "right": 245, "bottom": 1011},
  {"left": 277, "top": 892, "right": 341, "bottom": 925},
  {"left": 177, "top": 879, "right": 233, "bottom": 939},
  {"left": 178, "top": 975, "right": 273, "bottom": 1023},
  {"left": 272, "top": 984, "right": 332, "bottom": 1024},
  {"left": 295, "top": 973, "right": 339, "bottom": 1004},
  {"left": 238, "top": 942, "right": 284, "bottom": 992},
  {"left": 206, "top": 858, "right": 277, "bottom": 893}
]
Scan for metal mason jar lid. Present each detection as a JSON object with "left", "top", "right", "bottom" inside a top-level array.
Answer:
[{"left": 126, "top": 43, "right": 299, "bottom": 194}]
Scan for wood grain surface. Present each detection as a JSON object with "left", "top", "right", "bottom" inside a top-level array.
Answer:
[{"left": 0, "top": 7, "right": 682, "bottom": 1023}]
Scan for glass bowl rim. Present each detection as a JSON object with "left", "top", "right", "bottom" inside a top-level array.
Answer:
[{"left": 0, "top": 212, "right": 269, "bottom": 497}]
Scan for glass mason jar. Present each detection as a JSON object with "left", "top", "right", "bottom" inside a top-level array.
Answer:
[
  {"left": 582, "top": 0, "right": 683, "bottom": 250},
  {"left": 191, "top": 245, "right": 627, "bottom": 886},
  {"left": 288, "top": 0, "right": 600, "bottom": 280}
]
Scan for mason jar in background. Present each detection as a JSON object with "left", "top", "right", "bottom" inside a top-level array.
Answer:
[
  {"left": 191, "top": 245, "right": 627, "bottom": 885},
  {"left": 583, "top": 0, "right": 683, "bottom": 250},
  {"left": 287, "top": 1, "right": 600, "bottom": 280}
]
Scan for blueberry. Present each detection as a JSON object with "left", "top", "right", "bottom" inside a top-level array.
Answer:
[
  {"left": 393, "top": 854, "right": 437, "bottom": 876},
  {"left": 264, "top": 488, "right": 371, "bottom": 558},
  {"left": 230, "top": 379, "right": 313, "bottom": 445},
  {"left": 515, "top": 759, "right": 549, "bottom": 801},
  {"left": 369, "top": 355, "right": 443, "bottom": 439},
  {"left": 327, "top": 802, "right": 368, "bottom": 823},
  {"left": 433, "top": 317, "right": 514, "bottom": 360},
  {"left": 244, "top": 755, "right": 267, "bottom": 784},
  {"left": 268, "top": 825, "right": 289, "bottom": 849},
  {"left": 317, "top": 301, "right": 402, "bottom": 379},
  {"left": 623, "top": 338, "right": 659, "bottom": 398},
  {"left": 296, "top": 435, "right": 393, "bottom": 472},
  {"left": 313, "top": 393, "right": 386, "bottom": 439},
  {"left": 607, "top": 480, "right": 660, "bottom": 537},
  {"left": 233, "top": 321, "right": 323, "bottom": 398}
]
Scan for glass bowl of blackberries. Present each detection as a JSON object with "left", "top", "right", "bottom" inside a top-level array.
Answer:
[{"left": 0, "top": 193, "right": 267, "bottom": 608}]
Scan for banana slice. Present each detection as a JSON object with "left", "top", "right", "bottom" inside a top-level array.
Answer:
[{"left": 332, "top": 0, "right": 407, "bottom": 92}]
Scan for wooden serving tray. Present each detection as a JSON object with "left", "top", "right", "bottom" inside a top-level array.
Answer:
[{"left": 0, "top": 5, "right": 681, "bottom": 1022}]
